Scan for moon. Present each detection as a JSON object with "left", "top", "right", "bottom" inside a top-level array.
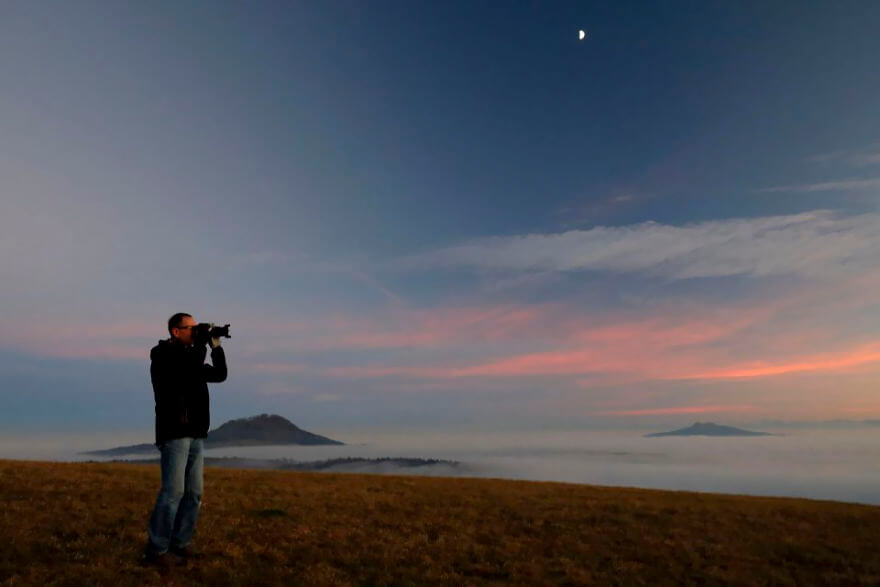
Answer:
[{"left": 579, "top": 30, "right": 586, "bottom": 41}]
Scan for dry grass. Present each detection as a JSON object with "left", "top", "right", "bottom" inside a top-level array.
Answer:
[{"left": 1, "top": 458, "right": 879, "bottom": 586}]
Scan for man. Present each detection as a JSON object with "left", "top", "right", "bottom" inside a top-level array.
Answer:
[{"left": 142, "top": 313, "right": 227, "bottom": 569}]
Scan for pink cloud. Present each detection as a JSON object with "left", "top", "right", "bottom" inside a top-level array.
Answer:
[
  {"left": 315, "top": 299, "right": 880, "bottom": 388},
  {"left": 4, "top": 271, "right": 878, "bottom": 402},
  {"left": 326, "top": 338, "right": 880, "bottom": 384},
  {"left": 0, "top": 318, "right": 158, "bottom": 340},
  {"left": 596, "top": 405, "right": 757, "bottom": 416},
  {"left": 27, "top": 344, "right": 149, "bottom": 361},
  {"left": 325, "top": 303, "right": 558, "bottom": 349},
  {"left": 679, "top": 342, "right": 880, "bottom": 380},
  {"left": 248, "top": 363, "right": 310, "bottom": 374},
  {"left": 0, "top": 317, "right": 159, "bottom": 361},
  {"left": 259, "top": 298, "right": 773, "bottom": 363},
  {"left": 319, "top": 304, "right": 769, "bottom": 380}
]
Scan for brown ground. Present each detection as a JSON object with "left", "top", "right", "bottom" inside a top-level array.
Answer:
[{"left": 1, "top": 459, "right": 878, "bottom": 585}]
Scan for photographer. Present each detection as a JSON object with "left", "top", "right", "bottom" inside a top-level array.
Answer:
[{"left": 142, "top": 313, "right": 228, "bottom": 568}]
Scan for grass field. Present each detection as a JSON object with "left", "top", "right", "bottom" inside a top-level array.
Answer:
[{"left": 1, "top": 458, "right": 878, "bottom": 585}]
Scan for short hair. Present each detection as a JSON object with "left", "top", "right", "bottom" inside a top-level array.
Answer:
[{"left": 168, "top": 313, "right": 193, "bottom": 335}]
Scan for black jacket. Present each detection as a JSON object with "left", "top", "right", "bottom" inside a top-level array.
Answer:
[{"left": 150, "top": 338, "right": 227, "bottom": 445}]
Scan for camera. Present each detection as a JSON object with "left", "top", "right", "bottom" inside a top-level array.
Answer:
[{"left": 193, "top": 323, "right": 231, "bottom": 345}]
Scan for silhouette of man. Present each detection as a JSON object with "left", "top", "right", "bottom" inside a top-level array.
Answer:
[{"left": 142, "top": 313, "right": 227, "bottom": 567}]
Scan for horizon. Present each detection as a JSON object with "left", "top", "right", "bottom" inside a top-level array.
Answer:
[
  {"left": 3, "top": 412, "right": 880, "bottom": 447},
  {"left": 3, "top": 2, "right": 880, "bottom": 434},
  {"left": 3, "top": 421, "right": 879, "bottom": 506}
]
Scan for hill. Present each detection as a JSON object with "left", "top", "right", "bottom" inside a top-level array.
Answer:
[
  {"left": 645, "top": 421, "right": 773, "bottom": 437},
  {"left": 80, "top": 414, "right": 343, "bottom": 456},
  {"left": 207, "top": 413, "right": 343, "bottom": 446},
  {"left": 2, "top": 459, "right": 879, "bottom": 584}
]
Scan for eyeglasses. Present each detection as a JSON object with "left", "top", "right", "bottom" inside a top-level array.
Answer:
[{"left": 176, "top": 325, "right": 195, "bottom": 330}]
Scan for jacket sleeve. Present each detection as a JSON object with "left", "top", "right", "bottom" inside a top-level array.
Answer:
[
  {"left": 151, "top": 350, "right": 183, "bottom": 413},
  {"left": 203, "top": 346, "right": 227, "bottom": 383},
  {"left": 150, "top": 360, "right": 162, "bottom": 404}
]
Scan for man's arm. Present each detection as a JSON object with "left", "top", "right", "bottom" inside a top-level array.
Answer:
[
  {"left": 150, "top": 361, "right": 165, "bottom": 399},
  {"left": 203, "top": 346, "right": 227, "bottom": 383},
  {"left": 151, "top": 351, "right": 185, "bottom": 415}
]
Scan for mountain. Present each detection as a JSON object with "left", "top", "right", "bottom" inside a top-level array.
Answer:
[
  {"left": 644, "top": 422, "right": 773, "bottom": 437},
  {"left": 207, "top": 413, "right": 343, "bottom": 447},
  {"left": 79, "top": 414, "right": 343, "bottom": 456}
]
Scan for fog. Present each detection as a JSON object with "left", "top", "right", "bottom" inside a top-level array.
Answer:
[{"left": 2, "top": 427, "right": 878, "bottom": 506}]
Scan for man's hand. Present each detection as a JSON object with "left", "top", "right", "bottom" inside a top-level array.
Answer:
[{"left": 208, "top": 323, "right": 221, "bottom": 349}]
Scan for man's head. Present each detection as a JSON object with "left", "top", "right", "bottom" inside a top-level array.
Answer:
[{"left": 168, "top": 313, "right": 197, "bottom": 345}]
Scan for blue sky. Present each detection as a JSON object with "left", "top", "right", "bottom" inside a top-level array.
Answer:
[{"left": 2, "top": 1, "right": 880, "bottom": 436}]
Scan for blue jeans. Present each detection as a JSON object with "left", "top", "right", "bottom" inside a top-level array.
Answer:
[{"left": 146, "top": 437, "right": 204, "bottom": 554}]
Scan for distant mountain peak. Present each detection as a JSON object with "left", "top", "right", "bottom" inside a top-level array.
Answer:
[
  {"left": 242, "top": 413, "right": 289, "bottom": 422},
  {"left": 78, "top": 413, "right": 343, "bottom": 456},
  {"left": 208, "top": 414, "right": 343, "bottom": 446},
  {"left": 216, "top": 413, "right": 301, "bottom": 430},
  {"left": 645, "top": 422, "right": 772, "bottom": 437}
]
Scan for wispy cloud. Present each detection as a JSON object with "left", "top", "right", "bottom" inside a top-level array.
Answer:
[
  {"left": 321, "top": 336, "right": 880, "bottom": 384},
  {"left": 249, "top": 363, "right": 310, "bottom": 374},
  {"left": 596, "top": 405, "right": 756, "bottom": 416},
  {"left": 554, "top": 190, "right": 652, "bottom": 228},
  {"left": 808, "top": 144, "right": 880, "bottom": 167},
  {"left": 757, "top": 178, "right": 880, "bottom": 192},
  {"left": 316, "top": 305, "right": 772, "bottom": 382},
  {"left": 852, "top": 153, "right": 880, "bottom": 166},
  {"left": 680, "top": 342, "right": 880, "bottom": 380},
  {"left": 399, "top": 211, "right": 880, "bottom": 280},
  {"left": 0, "top": 318, "right": 157, "bottom": 361}
]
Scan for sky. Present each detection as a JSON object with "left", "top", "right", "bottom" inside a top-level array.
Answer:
[{"left": 2, "top": 1, "right": 880, "bottom": 436}]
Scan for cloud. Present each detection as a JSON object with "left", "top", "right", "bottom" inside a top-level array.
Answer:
[
  {"left": 316, "top": 305, "right": 771, "bottom": 382},
  {"left": 304, "top": 283, "right": 880, "bottom": 386},
  {"left": 400, "top": 210, "right": 880, "bottom": 280},
  {"left": 228, "top": 249, "right": 292, "bottom": 268},
  {"left": 321, "top": 334, "right": 880, "bottom": 384},
  {"left": 850, "top": 153, "right": 880, "bottom": 167},
  {"left": 249, "top": 363, "right": 310, "bottom": 374},
  {"left": 808, "top": 144, "right": 880, "bottom": 167},
  {"left": 553, "top": 190, "right": 652, "bottom": 228},
  {"left": 758, "top": 178, "right": 880, "bottom": 192},
  {"left": 596, "top": 405, "right": 756, "bottom": 416},
  {"left": 679, "top": 342, "right": 880, "bottom": 380},
  {"left": 0, "top": 318, "right": 157, "bottom": 361}
]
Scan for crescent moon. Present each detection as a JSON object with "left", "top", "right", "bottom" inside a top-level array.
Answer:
[{"left": 579, "top": 30, "right": 586, "bottom": 41}]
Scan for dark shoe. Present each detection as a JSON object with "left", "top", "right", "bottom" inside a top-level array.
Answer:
[
  {"left": 141, "top": 548, "right": 172, "bottom": 571},
  {"left": 169, "top": 544, "right": 205, "bottom": 563}
]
